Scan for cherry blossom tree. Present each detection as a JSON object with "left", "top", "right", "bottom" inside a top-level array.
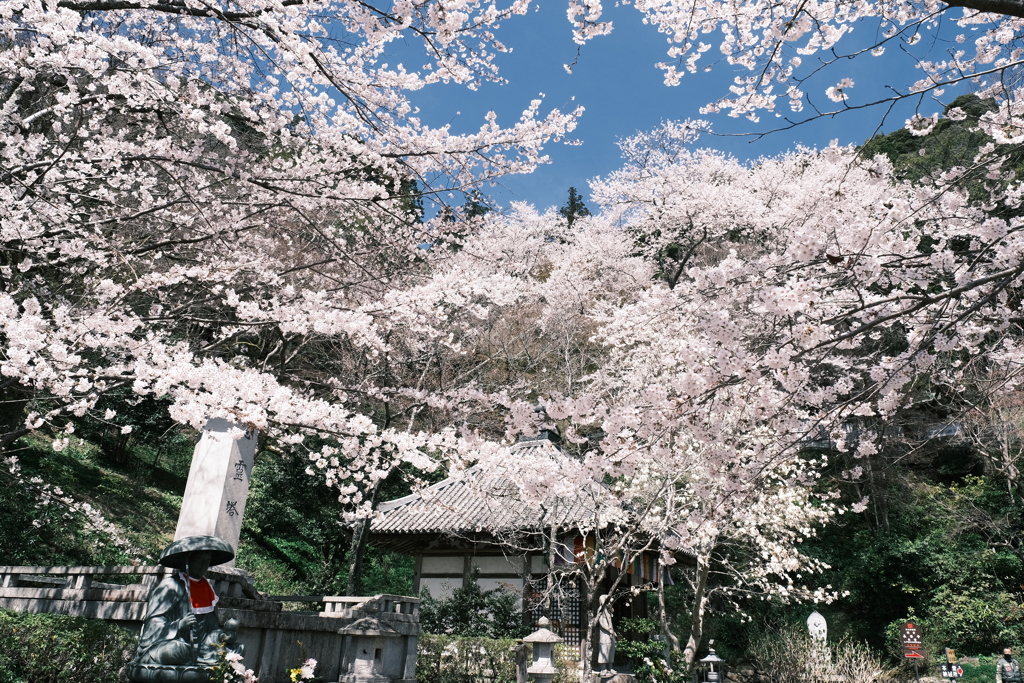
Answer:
[
  {"left": 581, "top": 123, "right": 1024, "bottom": 661},
  {"left": 386, "top": 197, "right": 845, "bottom": 670},
  {"left": 0, "top": 0, "right": 585, "bottom": 510},
  {"left": 561, "top": 0, "right": 1024, "bottom": 139},
  {"left": 394, "top": 118, "right": 1024, "bottom": 669},
  {"left": 6, "top": 2, "right": 1024, "bottom": 664},
  {"left": 959, "top": 362, "right": 1024, "bottom": 501}
]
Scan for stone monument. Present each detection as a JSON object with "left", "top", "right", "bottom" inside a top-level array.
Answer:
[
  {"left": 174, "top": 419, "right": 257, "bottom": 565},
  {"left": 807, "top": 611, "right": 827, "bottom": 641}
]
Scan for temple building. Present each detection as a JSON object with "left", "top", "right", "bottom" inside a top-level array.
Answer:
[{"left": 368, "top": 431, "right": 688, "bottom": 657}]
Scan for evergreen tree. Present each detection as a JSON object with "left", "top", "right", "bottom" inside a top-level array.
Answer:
[
  {"left": 559, "top": 186, "right": 591, "bottom": 228},
  {"left": 463, "top": 189, "right": 492, "bottom": 219}
]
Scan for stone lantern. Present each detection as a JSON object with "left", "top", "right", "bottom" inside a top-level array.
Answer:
[
  {"left": 699, "top": 641, "right": 724, "bottom": 683},
  {"left": 524, "top": 617, "right": 563, "bottom": 683}
]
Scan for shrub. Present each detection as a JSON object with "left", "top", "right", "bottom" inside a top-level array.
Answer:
[
  {"left": 416, "top": 635, "right": 575, "bottom": 683},
  {"left": 751, "top": 625, "right": 892, "bottom": 683},
  {"left": 0, "top": 609, "right": 137, "bottom": 683},
  {"left": 417, "top": 635, "right": 521, "bottom": 683},
  {"left": 616, "top": 617, "right": 688, "bottom": 683},
  {"left": 957, "top": 656, "right": 998, "bottom": 683},
  {"left": 419, "top": 569, "right": 526, "bottom": 639}
]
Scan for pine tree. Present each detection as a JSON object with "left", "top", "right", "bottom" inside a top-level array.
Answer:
[{"left": 559, "top": 186, "right": 591, "bottom": 228}]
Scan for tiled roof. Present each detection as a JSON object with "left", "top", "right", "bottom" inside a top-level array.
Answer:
[{"left": 370, "top": 438, "right": 599, "bottom": 537}]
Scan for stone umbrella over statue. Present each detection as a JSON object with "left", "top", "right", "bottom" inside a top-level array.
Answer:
[{"left": 128, "top": 535, "right": 247, "bottom": 682}]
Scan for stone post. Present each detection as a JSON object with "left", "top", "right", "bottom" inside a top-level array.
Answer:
[{"left": 174, "top": 418, "right": 257, "bottom": 565}]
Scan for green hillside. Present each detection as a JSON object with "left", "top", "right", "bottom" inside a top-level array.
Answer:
[{"left": 1, "top": 429, "right": 413, "bottom": 598}]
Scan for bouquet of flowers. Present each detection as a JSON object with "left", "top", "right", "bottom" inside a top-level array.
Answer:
[
  {"left": 211, "top": 647, "right": 258, "bottom": 683},
  {"left": 290, "top": 658, "right": 319, "bottom": 682}
]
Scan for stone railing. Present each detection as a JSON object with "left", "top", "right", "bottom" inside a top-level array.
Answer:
[
  {"left": 267, "top": 593, "right": 420, "bottom": 619},
  {"left": 0, "top": 565, "right": 419, "bottom": 683},
  {"left": 0, "top": 564, "right": 272, "bottom": 621}
]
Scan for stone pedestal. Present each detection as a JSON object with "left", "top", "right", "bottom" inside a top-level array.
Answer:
[{"left": 174, "top": 419, "right": 257, "bottom": 565}]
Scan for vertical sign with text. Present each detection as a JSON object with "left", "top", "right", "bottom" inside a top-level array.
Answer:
[
  {"left": 901, "top": 622, "right": 924, "bottom": 659},
  {"left": 174, "top": 418, "right": 257, "bottom": 567}
]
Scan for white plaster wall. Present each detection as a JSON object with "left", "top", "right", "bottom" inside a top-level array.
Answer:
[
  {"left": 472, "top": 555, "right": 524, "bottom": 574},
  {"left": 420, "top": 577, "right": 460, "bottom": 600},
  {"left": 477, "top": 577, "right": 524, "bottom": 596},
  {"left": 421, "top": 556, "right": 464, "bottom": 574}
]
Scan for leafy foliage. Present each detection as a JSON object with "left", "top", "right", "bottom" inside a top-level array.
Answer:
[
  {"left": 242, "top": 448, "right": 415, "bottom": 596},
  {"left": 0, "top": 610, "right": 136, "bottom": 683},
  {"left": 956, "top": 655, "right": 1000, "bottom": 683},
  {"left": 558, "top": 187, "right": 592, "bottom": 229},
  {"left": 243, "top": 450, "right": 358, "bottom": 595},
  {"left": 416, "top": 635, "right": 522, "bottom": 683},
  {"left": 616, "top": 618, "right": 688, "bottom": 683},
  {"left": 859, "top": 94, "right": 1024, "bottom": 220},
  {"left": 0, "top": 433, "right": 179, "bottom": 565},
  {"left": 416, "top": 636, "right": 575, "bottom": 683},
  {"left": 419, "top": 570, "right": 527, "bottom": 639},
  {"left": 750, "top": 625, "right": 891, "bottom": 683},
  {"left": 860, "top": 96, "right": 1001, "bottom": 184},
  {"left": 807, "top": 471, "right": 1024, "bottom": 657}
]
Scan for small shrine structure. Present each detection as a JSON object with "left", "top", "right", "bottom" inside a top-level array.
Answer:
[{"left": 368, "top": 430, "right": 689, "bottom": 662}]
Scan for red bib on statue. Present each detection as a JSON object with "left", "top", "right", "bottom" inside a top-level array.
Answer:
[{"left": 182, "top": 574, "right": 218, "bottom": 614}]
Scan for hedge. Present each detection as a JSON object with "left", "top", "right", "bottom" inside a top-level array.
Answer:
[{"left": 0, "top": 609, "right": 136, "bottom": 683}]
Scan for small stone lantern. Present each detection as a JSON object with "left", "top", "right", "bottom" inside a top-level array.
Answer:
[
  {"left": 699, "top": 641, "right": 724, "bottom": 683},
  {"left": 524, "top": 617, "right": 563, "bottom": 683}
]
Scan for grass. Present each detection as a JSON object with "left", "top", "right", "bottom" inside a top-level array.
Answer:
[{"left": 3, "top": 432, "right": 185, "bottom": 564}]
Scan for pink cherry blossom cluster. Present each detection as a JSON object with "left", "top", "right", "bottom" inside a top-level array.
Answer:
[
  {"left": 393, "top": 120, "right": 1024, "bottom": 619},
  {"left": 601, "top": 0, "right": 1024, "bottom": 132},
  {"left": 0, "top": 0, "right": 583, "bottom": 507}
]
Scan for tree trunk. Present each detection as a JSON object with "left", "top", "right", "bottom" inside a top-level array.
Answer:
[
  {"left": 580, "top": 614, "right": 594, "bottom": 683},
  {"left": 546, "top": 522, "right": 559, "bottom": 617},
  {"left": 345, "top": 483, "right": 380, "bottom": 596},
  {"left": 345, "top": 516, "right": 371, "bottom": 596},
  {"left": 682, "top": 555, "right": 711, "bottom": 669},
  {"left": 656, "top": 570, "right": 681, "bottom": 653},
  {"left": 944, "top": 0, "right": 1024, "bottom": 20},
  {"left": 581, "top": 586, "right": 602, "bottom": 683}
]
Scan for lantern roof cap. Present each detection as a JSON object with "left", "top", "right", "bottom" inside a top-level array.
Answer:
[
  {"left": 700, "top": 642, "right": 724, "bottom": 664},
  {"left": 523, "top": 617, "right": 564, "bottom": 643}
]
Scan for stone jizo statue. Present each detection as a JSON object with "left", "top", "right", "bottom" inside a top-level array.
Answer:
[
  {"left": 597, "top": 594, "right": 617, "bottom": 676},
  {"left": 128, "top": 535, "right": 245, "bottom": 682},
  {"left": 807, "top": 611, "right": 827, "bottom": 642}
]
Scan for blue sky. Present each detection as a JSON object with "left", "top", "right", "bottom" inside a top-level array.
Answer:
[{"left": 398, "top": 3, "right": 970, "bottom": 212}]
